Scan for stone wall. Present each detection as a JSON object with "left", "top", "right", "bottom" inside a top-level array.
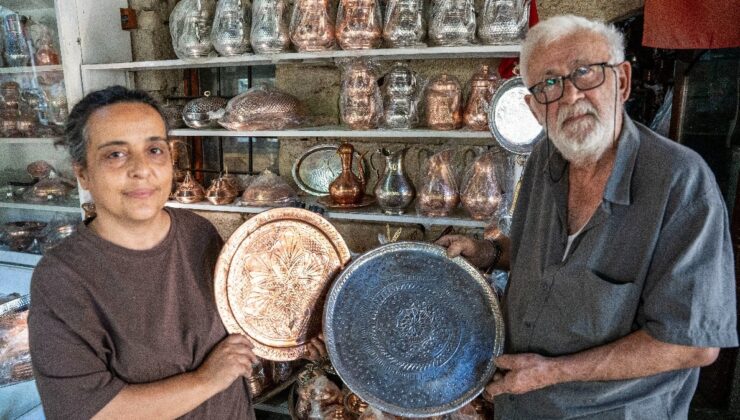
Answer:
[{"left": 130, "top": 0, "right": 645, "bottom": 247}]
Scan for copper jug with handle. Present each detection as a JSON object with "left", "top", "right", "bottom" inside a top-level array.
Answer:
[{"left": 329, "top": 143, "right": 367, "bottom": 205}]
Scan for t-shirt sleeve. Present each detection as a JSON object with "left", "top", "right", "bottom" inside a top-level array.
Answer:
[
  {"left": 639, "top": 191, "right": 738, "bottom": 348},
  {"left": 28, "top": 259, "right": 126, "bottom": 420}
]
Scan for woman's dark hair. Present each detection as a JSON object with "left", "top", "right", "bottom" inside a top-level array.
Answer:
[{"left": 58, "top": 85, "right": 168, "bottom": 167}]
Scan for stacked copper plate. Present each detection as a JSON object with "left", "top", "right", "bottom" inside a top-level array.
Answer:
[{"left": 215, "top": 208, "right": 351, "bottom": 361}]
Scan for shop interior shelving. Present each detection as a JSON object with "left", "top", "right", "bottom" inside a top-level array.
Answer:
[
  {"left": 0, "top": 200, "right": 79, "bottom": 214},
  {"left": 0, "top": 250, "right": 42, "bottom": 268},
  {"left": 166, "top": 198, "right": 489, "bottom": 229},
  {"left": 0, "top": 64, "right": 63, "bottom": 74},
  {"left": 169, "top": 127, "right": 495, "bottom": 139},
  {"left": 0, "top": 137, "right": 61, "bottom": 144},
  {"left": 81, "top": 44, "right": 521, "bottom": 72}
]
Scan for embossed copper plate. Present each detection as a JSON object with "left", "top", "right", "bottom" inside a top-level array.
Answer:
[
  {"left": 488, "top": 76, "right": 545, "bottom": 155},
  {"left": 215, "top": 208, "right": 351, "bottom": 361},
  {"left": 324, "top": 241, "right": 504, "bottom": 418}
]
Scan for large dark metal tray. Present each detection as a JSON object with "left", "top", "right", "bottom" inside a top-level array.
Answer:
[{"left": 323, "top": 242, "right": 504, "bottom": 418}]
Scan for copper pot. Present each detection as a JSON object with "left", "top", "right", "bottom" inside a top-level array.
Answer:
[
  {"left": 205, "top": 176, "right": 238, "bottom": 205},
  {"left": 329, "top": 143, "right": 367, "bottom": 205},
  {"left": 174, "top": 171, "right": 206, "bottom": 203},
  {"left": 417, "top": 149, "right": 459, "bottom": 216},
  {"left": 461, "top": 151, "right": 502, "bottom": 220},
  {"left": 424, "top": 74, "right": 462, "bottom": 130},
  {"left": 336, "top": 0, "right": 382, "bottom": 50},
  {"left": 340, "top": 60, "right": 381, "bottom": 129},
  {"left": 463, "top": 65, "right": 500, "bottom": 130},
  {"left": 289, "top": 0, "right": 336, "bottom": 52}
]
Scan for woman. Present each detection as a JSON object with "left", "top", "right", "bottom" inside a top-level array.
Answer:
[{"left": 28, "top": 86, "right": 325, "bottom": 419}]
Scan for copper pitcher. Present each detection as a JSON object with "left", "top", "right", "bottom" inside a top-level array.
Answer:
[
  {"left": 424, "top": 74, "right": 462, "bottom": 130},
  {"left": 206, "top": 175, "right": 239, "bottom": 205},
  {"left": 417, "top": 149, "right": 459, "bottom": 216},
  {"left": 463, "top": 65, "right": 500, "bottom": 131},
  {"left": 372, "top": 147, "right": 415, "bottom": 214},
  {"left": 290, "top": 0, "right": 336, "bottom": 52},
  {"left": 329, "top": 143, "right": 367, "bottom": 205},
  {"left": 174, "top": 171, "right": 206, "bottom": 203},
  {"left": 336, "top": 0, "right": 382, "bottom": 50},
  {"left": 461, "top": 150, "right": 503, "bottom": 220},
  {"left": 340, "top": 59, "right": 382, "bottom": 129}
]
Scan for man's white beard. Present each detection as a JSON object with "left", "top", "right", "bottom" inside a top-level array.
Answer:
[{"left": 550, "top": 100, "right": 613, "bottom": 166}]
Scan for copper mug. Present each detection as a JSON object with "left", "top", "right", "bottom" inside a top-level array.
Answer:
[
  {"left": 424, "top": 74, "right": 463, "bottom": 130},
  {"left": 329, "top": 143, "right": 367, "bottom": 205},
  {"left": 463, "top": 65, "right": 500, "bottom": 130},
  {"left": 336, "top": 0, "right": 382, "bottom": 50}
]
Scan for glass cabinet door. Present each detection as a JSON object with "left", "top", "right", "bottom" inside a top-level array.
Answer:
[{"left": 0, "top": 0, "right": 80, "bottom": 270}]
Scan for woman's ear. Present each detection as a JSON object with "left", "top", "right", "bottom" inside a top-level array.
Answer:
[{"left": 74, "top": 163, "right": 90, "bottom": 191}]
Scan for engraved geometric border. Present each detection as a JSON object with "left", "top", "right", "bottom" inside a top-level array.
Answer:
[{"left": 323, "top": 241, "right": 505, "bottom": 417}]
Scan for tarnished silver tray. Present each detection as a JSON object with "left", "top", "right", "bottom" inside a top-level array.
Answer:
[
  {"left": 488, "top": 76, "right": 545, "bottom": 155},
  {"left": 324, "top": 241, "right": 504, "bottom": 418},
  {"left": 292, "top": 145, "right": 368, "bottom": 196},
  {"left": 215, "top": 208, "right": 351, "bottom": 361}
]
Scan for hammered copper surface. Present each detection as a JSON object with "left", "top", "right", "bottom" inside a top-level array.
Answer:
[
  {"left": 329, "top": 143, "right": 367, "bottom": 205},
  {"left": 324, "top": 241, "right": 504, "bottom": 418},
  {"left": 215, "top": 208, "right": 351, "bottom": 360},
  {"left": 463, "top": 65, "right": 500, "bottom": 131},
  {"left": 424, "top": 74, "right": 462, "bottom": 130},
  {"left": 336, "top": 0, "right": 383, "bottom": 50},
  {"left": 206, "top": 176, "right": 239, "bottom": 205},
  {"left": 174, "top": 171, "right": 206, "bottom": 203},
  {"left": 290, "top": 0, "right": 336, "bottom": 52},
  {"left": 218, "top": 87, "right": 306, "bottom": 131}
]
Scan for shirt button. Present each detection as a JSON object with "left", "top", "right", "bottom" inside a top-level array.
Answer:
[{"left": 524, "top": 321, "right": 533, "bottom": 328}]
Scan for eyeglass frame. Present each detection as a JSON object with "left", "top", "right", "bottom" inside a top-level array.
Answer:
[{"left": 527, "top": 62, "right": 620, "bottom": 105}]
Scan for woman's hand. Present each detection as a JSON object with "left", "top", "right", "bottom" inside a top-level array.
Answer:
[
  {"left": 194, "top": 334, "right": 260, "bottom": 394},
  {"left": 304, "top": 333, "right": 328, "bottom": 362}
]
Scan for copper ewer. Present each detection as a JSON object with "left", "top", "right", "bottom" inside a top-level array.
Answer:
[
  {"left": 463, "top": 65, "right": 500, "bottom": 131},
  {"left": 417, "top": 149, "right": 459, "bottom": 216},
  {"left": 461, "top": 150, "right": 502, "bottom": 220},
  {"left": 424, "top": 74, "right": 463, "bottom": 130},
  {"left": 336, "top": 0, "right": 382, "bottom": 50},
  {"left": 329, "top": 143, "right": 367, "bottom": 205},
  {"left": 174, "top": 171, "right": 206, "bottom": 203},
  {"left": 289, "top": 0, "right": 336, "bottom": 52}
]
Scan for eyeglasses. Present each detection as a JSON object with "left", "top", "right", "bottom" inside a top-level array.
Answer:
[{"left": 528, "top": 62, "right": 618, "bottom": 105}]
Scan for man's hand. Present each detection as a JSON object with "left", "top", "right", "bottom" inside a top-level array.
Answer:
[
  {"left": 483, "top": 354, "right": 560, "bottom": 399},
  {"left": 194, "top": 334, "right": 260, "bottom": 394},
  {"left": 304, "top": 333, "right": 328, "bottom": 362},
  {"left": 435, "top": 234, "right": 496, "bottom": 269}
]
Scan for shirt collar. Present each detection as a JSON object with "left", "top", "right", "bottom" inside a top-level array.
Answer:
[{"left": 543, "top": 113, "right": 640, "bottom": 206}]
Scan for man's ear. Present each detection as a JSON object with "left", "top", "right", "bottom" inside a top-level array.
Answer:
[
  {"left": 525, "top": 93, "right": 545, "bottom": 125},
  {"left": 617, "top": 61, "right": 632, "bottom": 103},
  {"left": 73, "top": 163, "right": 90, "bottom": 191}
]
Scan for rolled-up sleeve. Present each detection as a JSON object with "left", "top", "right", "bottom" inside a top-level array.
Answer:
[
  {"left": 640, "top": 192, "right": 738, "bottom": 348},
  {"left": 28, "top": 260, "right": 125, "bottom": 420}
]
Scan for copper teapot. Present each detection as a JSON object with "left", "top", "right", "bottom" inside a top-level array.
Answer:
[
  {"left": 463, "top": 65, "right": 500, "bottom": 130},
  {"left": 174, "top": 171, "right": 206, "bottom": 203},
  {"left": 206, "top": 175, "right": 239, "bottom": 205},
  {"left": 336, "top": 0, "right": 383, "bottom": 50},
  {"left": 329, "top": 143, "right": 367, "bottom": 205},
  {"left": 424, "top": 74, "right": 463, "bottom": 130},
  {"left": 290, "top": 0, "right": 336, "bottom": 52}
]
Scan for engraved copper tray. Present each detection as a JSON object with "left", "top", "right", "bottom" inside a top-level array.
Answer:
[
  {"left": 324, "top": 241, "right": 504, "bottom": 418},
  {"left": 292, "top": 144, "right": 368, "bottom": 196},
  {"left": 488, "top": 76, "right": 545, "bottom": 155},
  {"left": 215, "top": 208, "right": 351, "bottom": 361}
]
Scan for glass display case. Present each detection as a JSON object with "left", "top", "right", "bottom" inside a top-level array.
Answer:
[{"left": 0, "top": 0, "right": 80, "bottom": 275}]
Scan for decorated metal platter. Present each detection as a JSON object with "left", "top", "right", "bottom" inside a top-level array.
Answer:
[
  {"left": 488, "top": 76, "right": 545, "bottom": 155},
  {"left": 324, "top": 241, "right": 504, "bottom": 418},
  {"left": 215, "top": 208, "right": 351, "bottom": 361},
  {"left": 292, "top": 145, "right": 368, "bottom": 196}
]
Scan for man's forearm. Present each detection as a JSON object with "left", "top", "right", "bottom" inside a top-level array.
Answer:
[{"left": 550, "top": 330, "right": 718, "bottom": 384}]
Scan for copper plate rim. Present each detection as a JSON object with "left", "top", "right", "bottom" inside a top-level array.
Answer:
[{"left": 215, "top": 207, "right": 351, "bottom": 360}]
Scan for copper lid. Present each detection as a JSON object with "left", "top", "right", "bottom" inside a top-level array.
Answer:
[
  {"left": 469, "top": 65, "right": 498, "bottom": 86},
  {"left": 214, "top": 208, "right": 351, "bottom": 360}
]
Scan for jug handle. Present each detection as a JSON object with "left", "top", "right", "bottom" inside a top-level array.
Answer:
[
  {"left": 416, "top": 147, "right": 434, "bottom": 180},
  {"left": 358, "top": 149, "right": 369, "bottom": 190},
  {"left": 369, "top": 149, "right": 382, "bottom": 181}
]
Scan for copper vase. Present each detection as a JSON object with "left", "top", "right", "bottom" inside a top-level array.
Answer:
[
  {"left": 290, "top": 0, "right": 336, "bottom": 52},
  {"left": 461, "top": 151, "right": 502, "bottom": 220},
  {"left": 417, "top": 149, "right": 459, "bottom": 216},
  {"left": 329, "top": 143, "right": 367, "bottom": 205},
  {"left": 340, "top": 59, "right": 382, "bottom": 129},
  {"left": 424, "top": 74, "right": 463, "bottom": 130},
  {"left": 336, "top": 0, "right": 382, "bottom": 50},
  {"left": 463, "top": 65, "right": 500, "bottom": 130},
  {"left": 174, "top": 171, "right": 206, "bottom": 203}
]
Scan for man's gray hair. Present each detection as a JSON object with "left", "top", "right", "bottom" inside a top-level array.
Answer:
[{"left": 519, "top": 15, "right": 626, "bottom": 85}]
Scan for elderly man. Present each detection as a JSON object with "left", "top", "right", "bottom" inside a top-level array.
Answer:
[{"left": 437, "top": 15, "right": 738, "bottom": 419}]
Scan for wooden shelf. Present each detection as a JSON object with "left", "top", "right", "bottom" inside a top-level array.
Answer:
[
  {"left": 81, "top": 45, "right": 520, "bottom": 72},
  {"left": 0, "top": 137, "right": 61, "bottom": 145},
  {"left": 0, "top": 65, "right": 63, "bottom": 74},
  {"left": 166, "top": 198, "right": 488, "bottom": 229},
  {"left": 169, "top": 127, "right": 494, "bottom": 139}
]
